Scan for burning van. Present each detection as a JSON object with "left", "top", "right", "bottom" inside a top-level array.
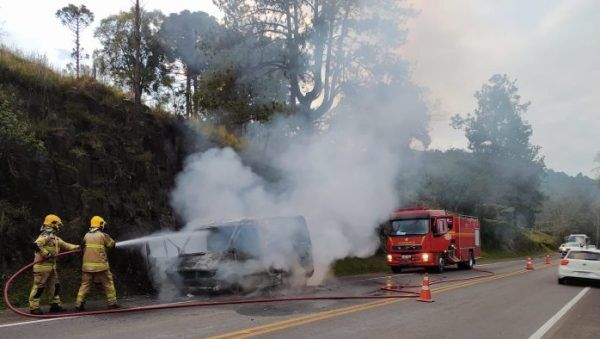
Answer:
[{"left": 143, "top": 216, "right": 314, "bottom": 293}]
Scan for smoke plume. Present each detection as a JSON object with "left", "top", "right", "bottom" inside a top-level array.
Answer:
[{"left": 171, "top": 84, "right": 429, "bottom": 282}]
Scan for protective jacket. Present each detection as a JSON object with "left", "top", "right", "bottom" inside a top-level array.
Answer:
[
  {"left": 81, "top": 229, "right": 115, "bottom": 272},
  {"left": 33, "top": 231, "right": 79, "bottom": 272}
]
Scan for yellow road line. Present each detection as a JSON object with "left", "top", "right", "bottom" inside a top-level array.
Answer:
[{"left": 208, "top": 264, "right": 556, "bottom": 339}]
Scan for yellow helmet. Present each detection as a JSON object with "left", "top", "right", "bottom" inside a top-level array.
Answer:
[
  {"left": 43, "top": 214, "right": 63, "bottom": 229},
  {"left": 90, "top": 216, "right": 106, "bottom": 229}
]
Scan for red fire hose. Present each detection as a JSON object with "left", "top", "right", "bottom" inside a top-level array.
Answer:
[
  {"left": 380, "top": 267, "right": 495, "bottom": 292},
  {"left": 4, "top": 250, "right": 419, "bottom": 319}
]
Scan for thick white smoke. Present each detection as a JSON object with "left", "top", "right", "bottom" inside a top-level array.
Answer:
[{"left": 171, "top": 88, "right": 428, "bottom": 281}]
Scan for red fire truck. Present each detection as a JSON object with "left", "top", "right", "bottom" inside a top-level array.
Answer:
[{"left": 385, "top": 208, "right": 481, "bottom": 273}]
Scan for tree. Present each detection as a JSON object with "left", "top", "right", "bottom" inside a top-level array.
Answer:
[
  {"left": 133, "top": 0, "right": 142, "bottom": 113},
  {"left": 55, "top": 4, "right": 94, "bottom": 79},
  {"left": 94, "top": 8, "right": 171, "bottom": 108},
  {"left": 452, "top": 74, "right": 546, "bottom": 226},
  {"left": 0, "top": 19, "right": 5, "bottom": 42},
  {"left": 159, "top": 10, "right": 220, "bottom": 117},
  {"left": 214, "top": 0, "right": 416, "bottom": 124}
]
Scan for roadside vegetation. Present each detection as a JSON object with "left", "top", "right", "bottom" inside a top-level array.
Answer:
[{"left": 1, "top": 0, "right": 599, "bottom": 309}]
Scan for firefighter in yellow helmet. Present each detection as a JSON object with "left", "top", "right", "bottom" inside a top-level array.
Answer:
[
  {"left": 29, "top": 214, "right": 80, "bottom": 315},
  {"left": 75, "top": 216, "right": 118, "bottom": 310}
]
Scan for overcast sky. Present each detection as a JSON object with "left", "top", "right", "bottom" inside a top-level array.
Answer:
[{"left": 0, "top": 0, "right": 598, "bottom": 177}]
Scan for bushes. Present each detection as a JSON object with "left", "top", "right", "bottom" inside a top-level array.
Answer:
[
  {"left": 0, "top": 84, "right": 45, "bottom": 155},
  {"left": 481, "top": 218, "right": 559, "bottom": 253}
]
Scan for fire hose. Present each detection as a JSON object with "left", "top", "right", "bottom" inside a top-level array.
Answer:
[
  {"left": 380, "top": 267, "right": 495, "bottom": 292},
  {"left": 4, "top": 250, "right": 420, "bottom": 319}
]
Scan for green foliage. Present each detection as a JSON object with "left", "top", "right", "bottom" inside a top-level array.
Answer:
[
  {"left": 159, "top": 10, "right": 218, "bottom": 73},
  {"left": 0, "top": 85, "right": 45, "bottom": 155},
  {"left": 451, "top": 74, "right": 545, "bottom": 227},
  {"left": 55, "top": 4, "right": 95, "bottom": 31},
  {"left": 196, "top": 67, "right": 287, "bottom": 128},
  {"left": 94, "top": 9, "right": 171, "bottom": 99},
  {"left": 451, "top": 74, "right": 538, "bottom": 161},
  {"left": 0, "top": 47, "right": 192, "bottom": 298},
  {"left": 214, "top": 0, "right": 417, "bottom": 123},
  {"left": 332, "top": 255, "right": 390, "bottom": 276},
  {"left": 536, "top": 170, "right": 600, "bottom": 244}
]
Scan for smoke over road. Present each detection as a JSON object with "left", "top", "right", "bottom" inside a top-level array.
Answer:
[
  {"left": 171, "top": 88, "right": 429, "bottom": 282},
  {"left": 144, "top": 0, "right": 430, "bottom": 288}
]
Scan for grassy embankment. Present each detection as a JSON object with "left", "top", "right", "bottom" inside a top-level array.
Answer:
[{"left": 0, "top": 47, "right": 242, "bottom": 311}]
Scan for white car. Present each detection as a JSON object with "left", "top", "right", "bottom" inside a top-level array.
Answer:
[
  {"left": 558, "top": 248, "right": 600, "bottom": 284},
  {"left": 558, "top": 242, "right": 584, "bottom": 257}
]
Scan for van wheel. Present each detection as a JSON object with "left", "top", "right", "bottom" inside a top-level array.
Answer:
[{"left": 391, "top": 266, "right": 402, "bottom": 274}]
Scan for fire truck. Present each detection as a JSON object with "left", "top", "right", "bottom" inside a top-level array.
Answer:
[{"left": 385, "top": 208, "right": 481, "bottom": 273}]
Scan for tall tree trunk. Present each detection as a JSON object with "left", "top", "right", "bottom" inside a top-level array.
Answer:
[
  {"left": 192, "top": 75, "right": 199, "bottom": 117},
  {"left": 75, "top": 19, "right": 80, "bottom": 79},
  {"left": 185, "top": 67, "right": 192, "bottom": 118},
  {"left": 133, "top": 0, "right": 142, "bottom": 114}
]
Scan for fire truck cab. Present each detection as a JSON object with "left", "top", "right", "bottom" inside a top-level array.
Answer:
[{"left": 385, "top": 208, "right": 481, "bottom": 273}]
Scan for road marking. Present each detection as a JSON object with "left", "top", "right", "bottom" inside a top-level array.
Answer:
[
  {"left": 0, "top": 316, "right": 79, "bottom": 329},
  {"left": 528, "top": 287, "right": 590, "bottom": 339},
  {"left": 0, "top": 263, "right": 554, "bottom": 332},
  {"left": 207, "top": 268, "right": 537, "bottom": 339},
  {"left": 0, "top": 298, "right": 206, "bottom": 328}
]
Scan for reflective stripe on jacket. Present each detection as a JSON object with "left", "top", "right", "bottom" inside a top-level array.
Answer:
[
  {"left": 82, "top": 230, "right": 115, "bottom": 272},
  {"left": 33, "top": 233, "right": 79, "bottom": 273}
]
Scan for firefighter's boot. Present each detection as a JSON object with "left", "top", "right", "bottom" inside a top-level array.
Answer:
[
  {"left": 74, "top": 302, "right": 85, "bottom": 312},
  {"left": 107, "top": 303, "right": 121, "bottom": 309},
  {"left": 49, "top": 303, "right": 66, "bottom": 313},
  {"left": 30, "top": 309, "right": 44, "bottom": 315}
]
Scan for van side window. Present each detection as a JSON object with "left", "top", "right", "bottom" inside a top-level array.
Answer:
[{"left": 233, "top": 226, "right": 262, "bottom": 258}]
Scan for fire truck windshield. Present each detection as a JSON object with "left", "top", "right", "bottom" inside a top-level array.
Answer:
[{"left": 390, "top": 219, "right": 430, "bottom": 236}]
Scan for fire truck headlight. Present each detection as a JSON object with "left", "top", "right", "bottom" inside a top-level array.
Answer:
[
  {"left": 386, "top": 254, "right": 393, "bottom": 262},
  {"left": 422, "top": 253, "right": 430, "bottom": 262}
]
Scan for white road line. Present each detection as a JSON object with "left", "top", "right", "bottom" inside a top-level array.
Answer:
[
  {"left": 528, "top": 287, "right": 590, "bottom": 339},
  {"left": 0, "top": 316, "right": 79, "bottom": 329}
]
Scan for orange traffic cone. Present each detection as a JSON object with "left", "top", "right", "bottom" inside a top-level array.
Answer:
[
  {"left": 417, "top": 274, "right": 434, "bottom": 302},
  {"left": 526, "top": 257, "right": 534, "bottom": 270},
  {"left": 545, "top": 255, "right": 551, "bottom": 265}
]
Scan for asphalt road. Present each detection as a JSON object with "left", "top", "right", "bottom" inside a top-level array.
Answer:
[{"left": 1, "top": 255, "right": 597, "bottom": 338}]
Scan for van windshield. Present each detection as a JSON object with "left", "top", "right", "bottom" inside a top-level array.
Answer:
[
  {"left": 181, "top": 226, "right": 236, "bottom": 254},
  {"left": 390, "top": 219, "right": 430, "bottom": 236},
  {"left": 146, "top": 226, "right": 237, "bottom": 257}
]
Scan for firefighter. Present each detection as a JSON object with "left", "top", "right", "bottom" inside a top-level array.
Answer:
[
  {"left": 29, "top": 214, "right": 80, "bottom": 315},
  {"left": 75, "top": 216, "right": 119, "bottom": 311}
]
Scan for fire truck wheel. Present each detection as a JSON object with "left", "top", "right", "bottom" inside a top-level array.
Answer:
[
  {"left": 436, "top": 256, "right": 446, "bottom": 273},
  {"left": 391, "top": 266, "right": 402, "bottom": 274},
  {"left": 458, "top": 252, "right": 475, "bottom": 270},
  {"left": 467, "top": 251, "right": 475, "bottom": 269}
]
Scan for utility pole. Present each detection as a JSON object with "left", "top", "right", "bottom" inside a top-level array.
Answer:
[{"left": 133, "top": 0, "right": 142, "bottom": 114}]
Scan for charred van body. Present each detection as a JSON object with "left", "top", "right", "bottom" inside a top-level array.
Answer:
[{"left": 143, "top": 216, "right": 314, "bottom": 293}]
